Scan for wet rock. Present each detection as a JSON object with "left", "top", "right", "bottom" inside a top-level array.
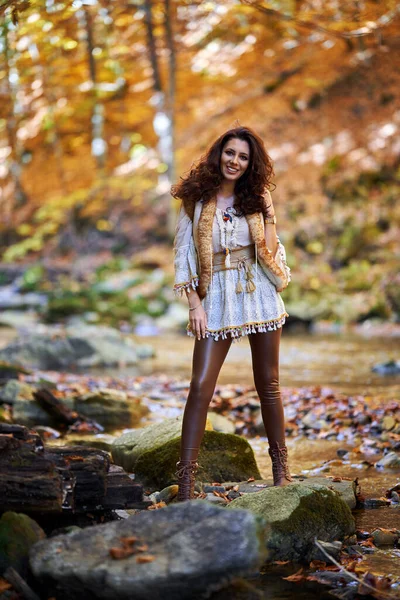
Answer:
[
  {"left": 0, "top": 380, "right": 34, "bottom": 405},
  {"left": 203, "top": 485, "right": 227, "bottom": 494},
  {"left": 310, "top": 540, "right": 342, "bottom": 563},
  {"left": 296, "top": 477, "right": 358, "bottom": 510},
  {"left": 375, "top": 452, "right": 400, "bottom": 469},
  {"left": 382, "top": 416, "right": 397, "bottom": 431},
  {"left": 112, "top": 416, "right": 261, "bottom": 492},
  {"left": 75, "top": 389, "right": 149, "bottom": 430},
  {"left": 371, "top": 528, "right": 400, "bottom": 546},
  {"left": 149, "top": 485, "right": 178, "bottom": 505},
  {"left": 11, "top": 384, "right": 66, "bottom": 428},
  {"left": 203, "top": 493, "right": 228, "bottom": 506},
  {"left": 30, "top": 502, "right": 267, "bottom": 600},
  {"left": 226, "top": 483, "right": 355, "bottom": 563},
  {"left": 372, "top": 360, "right": 400, "bottom": 375},
  {"left": 0, "top": 512, "right": 45, "bottom": 576},
  {"left": 207, "top": 412, "right": 236, "bottom": 434},
  {"left": 0, "top": 325, "right": 150, "bottom": 370}
]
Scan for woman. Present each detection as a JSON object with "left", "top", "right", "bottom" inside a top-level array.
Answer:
[{"left": 171, "top": 126, "right": 292, "bottom": 501}]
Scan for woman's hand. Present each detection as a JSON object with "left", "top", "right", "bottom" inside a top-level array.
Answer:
[{"left": 189, "top": 304, "right": 208, "bottom": 340}]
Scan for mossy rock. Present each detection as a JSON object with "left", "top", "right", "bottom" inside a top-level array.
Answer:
[
  {"left": 0, "top": 512, "right": 46, "bottom": 576},
  {"left": 227, "top": 483, "right": 355, "bottom": 563},
  {"left": 75, "top": 390, "right": 149, "bottom": 430},
  {"left": 112, "top": 416, "right": 261, "bottom": 492}
]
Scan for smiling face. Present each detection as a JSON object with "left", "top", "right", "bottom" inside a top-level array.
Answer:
[{"left": 220, "top": 137, "right": 250, "bottom": 182}]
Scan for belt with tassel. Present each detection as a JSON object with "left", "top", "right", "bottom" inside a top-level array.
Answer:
[{"left": 212, "top": 244, "right": 257, "bottom": 293}]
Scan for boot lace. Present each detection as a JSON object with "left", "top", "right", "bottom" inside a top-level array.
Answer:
[{"left": 269, "top": 443, "right": 293, "bottom": 484}]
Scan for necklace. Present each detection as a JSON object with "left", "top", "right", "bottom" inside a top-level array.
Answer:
[{"left": 216, "top": 206, "right": 239, "bottom": 268}]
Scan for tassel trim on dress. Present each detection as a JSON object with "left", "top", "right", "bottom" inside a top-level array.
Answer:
[
  {"left": 173, "top": 276, "right": 199, "bottom": 297},
  {"left": 186, "top": 313, "right": 289, "bottom": 343}
]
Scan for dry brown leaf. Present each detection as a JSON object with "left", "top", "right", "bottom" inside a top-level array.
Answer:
[
  {"left": 282, "top": 568, "right": 304, "bottom": 582},
  {"left": 136, "top": 554, "right": 155, "bottom": 563},
  {"left": 147, "top": 501, "right": 166, "bottom": 510},
  {"left": 247, "top": 476, "right": 255, "bottom": 482},
  {"left": 136, "top": 544, "right": 149, "bottom": 552},
  {"left": 109, "top": 546, "right": 135, "bottom": 560},
  {"left": 309, "top": 560, "right": 326, "bottom": 569},
  {"left": 120, "top": 536, "right": 139, "bottom": 546},
  {"left": 0, "top": 578, "right": 12, "bottom": 593}
]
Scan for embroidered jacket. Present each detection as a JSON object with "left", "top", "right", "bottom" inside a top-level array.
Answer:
[{"left": 173, "top": 193, "right": 291, "bottom": 299}]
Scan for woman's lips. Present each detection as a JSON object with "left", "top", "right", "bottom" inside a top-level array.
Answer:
[{"left": 226, "top": 166, "right": 239, "bottom": 173}]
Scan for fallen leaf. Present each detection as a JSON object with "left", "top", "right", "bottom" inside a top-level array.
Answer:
[
  {"left": 136, "top": 554, "right": 155, "bottom": 563},
  {"left": 136, "top": 544, "right": 149, "bottom": 552},
  {"left": 247, "top": 476, "right": 255, "bottom": 482},
  {"left": 120, "top": 536, "right": 139, "bottom": 546},
  {"left": 109, "top": 546, "right": 135, "bottom": 560},
  {"left": 309, "top": 560, "right": 326, "bottom": 569},
  {"left": 0, "top": 578, "right": 12, "bottom": 592},
  {"left": 282, "top": 568, "right": 304, "bottom": 582},
  {"left": 273, "top": 560, "right": 290, "bottom": 565},
  {"left": 147, "top": 501, "right": 166, "bottom": 510}
]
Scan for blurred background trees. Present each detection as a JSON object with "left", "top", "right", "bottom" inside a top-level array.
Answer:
[{"left": 0, "top": 0, "right": 399, "bottom": 327}]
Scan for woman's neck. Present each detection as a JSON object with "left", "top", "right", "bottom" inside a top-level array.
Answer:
[{"left": 218, "top": 181, "right": 235, "bottom": 198}]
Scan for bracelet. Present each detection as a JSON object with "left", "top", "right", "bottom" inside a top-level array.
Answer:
[
  {"left": 265, "top": 215, "right": 276, "bottom": 224},
  {"left": 189, "top": 303, "right": 201, "bottom": 311}
]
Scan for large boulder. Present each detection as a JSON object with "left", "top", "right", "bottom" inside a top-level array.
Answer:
[
  {"left": 0, "top": 325, "right": 152, "bottom": 370},
  {"left": 29, "top": 501, "right": 267, "bottom": 600},
  {"left": 0, "top": 512, "right": 45, "bottom": 576},
  {"left": 112, "top": 416, "right": 261, "bottom": 492},
  {"left": 227, "top": 483, "right": 355, "bottom": 563}
]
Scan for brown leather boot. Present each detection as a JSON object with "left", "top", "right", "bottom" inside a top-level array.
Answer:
[
  {"left": 175, "top": 459, "right": 199, "bottom": 501},
  {"left": 268, "top": 442, "right": 293, "bottom": 486}
]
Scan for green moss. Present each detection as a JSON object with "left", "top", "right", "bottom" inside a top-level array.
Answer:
[
  {"left": 112, "top": 419, "right": 261, "bottom": 492},
  {"left": 227, "top": 484, "right": 355, "bottom": 563},
  {"left": 0, "top": 512, "right": 45, "bottom": 576}
]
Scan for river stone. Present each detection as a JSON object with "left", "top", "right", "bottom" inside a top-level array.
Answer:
[
  {"left": 74, "top": 390, "right": 149, "bottom": 430},
  {"left": 0, "top": 326, "right": 145, "bottom": 370},
  {"left": 371, "top": 528, "right": 400, "bottom": 546},
  {"left": 29, "top": 502, "right": 267, "bottom": 600},
  {"left": 207, "top": 412, "right": 236, "bottom": 434},
  {"left": 0, "top": 380, "right": 34, "bottom": 405},
  {"left": 375, "top": 452, "right": 400, "bottom": 469},
  {"left": 226, "top": 483, "right": 355, "bottom": 563},
  {"left": 297, "top": 477, "right": 358, "bottom": 510},
  {"left": 112, "top": 416, "right": 261, "bottom": 492},
  {"left": 0, "top": 512, "right": 45, "bottom": 576}
]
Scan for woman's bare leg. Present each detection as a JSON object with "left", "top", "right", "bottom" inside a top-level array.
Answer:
[{"left": 180, "top": 335, "right": 232, "bottom": 462}]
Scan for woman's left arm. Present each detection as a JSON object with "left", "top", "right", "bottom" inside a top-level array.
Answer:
[{"left": 263, "top": 190, "right": 291, "bottom": 290}]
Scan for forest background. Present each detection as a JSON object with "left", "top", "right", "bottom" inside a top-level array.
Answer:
[{"left": 0, "top": 0, "right": 399, "bottom": 332}]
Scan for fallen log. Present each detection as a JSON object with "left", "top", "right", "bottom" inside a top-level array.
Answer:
[
  {"left": 32, "top": 388, "right": 103, "bottom": 433},
  {"left": 0, "top": 434, "right": 64, "bottom": 513},
  {"left": 0, "top": 424, "right": 145, "bottom": 514},
  {"left": 104, "top": 465, "right": 149, "bottom": 510}
]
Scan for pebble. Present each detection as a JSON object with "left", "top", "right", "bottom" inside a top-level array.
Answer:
[
  {"left": 375, "top": 452, "right": 400, "bottom": 469},
  {"left": 371, "top": 529, "right": 400, "bottom": 546}
]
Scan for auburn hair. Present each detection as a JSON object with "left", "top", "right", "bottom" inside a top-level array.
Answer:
[{"left": 170, "top": 126, "right": 275, "bottom": 217}]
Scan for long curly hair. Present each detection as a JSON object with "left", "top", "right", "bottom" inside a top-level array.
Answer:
[{"left": 170, "top": 126, "right": 275, "bottom": 217}]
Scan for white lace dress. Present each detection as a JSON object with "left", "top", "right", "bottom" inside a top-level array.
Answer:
[{"left": 173, "top": 200, "right": 291, "bottom": 343}]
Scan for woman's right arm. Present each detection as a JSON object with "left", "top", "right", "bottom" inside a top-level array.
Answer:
[{"left": 173, "top": 203, "right": 207, "bottom": 339}]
